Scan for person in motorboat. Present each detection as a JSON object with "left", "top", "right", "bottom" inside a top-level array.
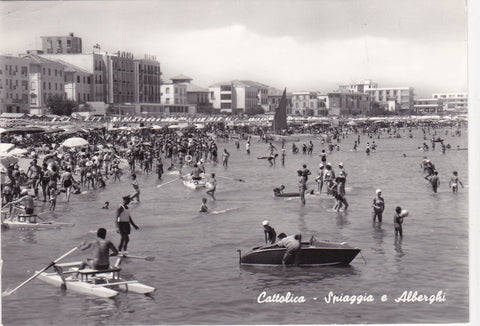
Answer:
[
  {"left": 77, "top": 228, "right": 119, "bottom": 276},
  {"left": 262, "top": 220, "right": 277, "bottom": 244}
]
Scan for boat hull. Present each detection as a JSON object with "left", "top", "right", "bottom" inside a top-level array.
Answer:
[
  {"left": 2, "top": 220, "right": 74, "bottom": 230},
  {"left": 274, "top": 192, "right": 300, "bottom": 198},
  {"left": 37, "top": 271, "right": 155, "bottom": 298},
  {"left": 183, "top": 179, "right": 206, "bottom": 189},
  {"left": 240, "top": 241, "right": 360, "bottom": 266}
]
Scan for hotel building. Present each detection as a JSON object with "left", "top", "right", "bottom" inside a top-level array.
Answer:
[
  {"left": 432, "top": 92, "right": 467, "bottom": 113},
  {"left": 209, "top": 80, "right": 269, "bottom": 114},
  {"left": 41, "top": 33, "right": 83, "bottom": 54},
  {"left": 0, "top": 55, "right": 30, "bottom": 113}
]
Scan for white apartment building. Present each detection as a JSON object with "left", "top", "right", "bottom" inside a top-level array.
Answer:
[
  {"left": 161, "top": 83, "right": 186, "bottom": 106},
  {"left": 20, "top": 54, "right": 66, "bottom": 115},
  {"left": 291, "top": 91, "right": 326, "bottom": 116},
  {"left": 339, "top": 79, "right": 378, "bottom": 93},
  {"left": 338, "top": 79, "right": 414, "bottom": 113},
  {"left": 56, "top": 59, "right": 92, "bottom": 104},
  {"left": 413, "top": 98, "right": 445, "bottom": 115},
  {"left": 432, "top": 92, "right": 467, "bottom": 113},
  {"left": 40, "top": 52, "right": 107, "bottom": 103},
  {"left": 0, "top": 55, "right": 30, "bottom": 113},
  {"left": 365, "top": 87, "right": 414, "bottom": 113},
  {"left": 209, "top": 80, "right": 269, "bottom": 114}
]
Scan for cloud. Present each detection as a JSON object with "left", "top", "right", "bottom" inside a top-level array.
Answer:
[{"left": 149, "top": 24, "right": 466, "bottom": 96}]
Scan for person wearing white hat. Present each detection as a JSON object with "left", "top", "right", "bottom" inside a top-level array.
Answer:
[
  {"left": 7, "top": 188, "right": 35, "bottom": 218},
  {"left": 263, "top": 220, "right": 277, "bottom": 245},
  {"left": 372, "top": 189, "right": 385, "bottom": 222}
]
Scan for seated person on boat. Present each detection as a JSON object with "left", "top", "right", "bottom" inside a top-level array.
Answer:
[
  {"left": 191, "top": 164, "right": 202, "bottom": 180},
  {"left": 77, "top": 228, "right": 119, "bottom": 275},
  {"left": 6, "top": 189, "right": 35, "bottom": 219}
]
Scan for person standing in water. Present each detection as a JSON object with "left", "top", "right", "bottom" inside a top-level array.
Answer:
[
  {"left": 394, "top": 207, "right": 408, "bottom": 238},
  {"left": 130, "top": 173, "right": 140, "bottom": 202},
  {"left": 298, "top": 170, "right": 307, "bottom": 205},
  {"left": 116, "top": 195, "right": 139, "bottom": 252},
  {"left": 427, "top": 171, "right": 440, "bottom": 193},
  {"left": 449, "top": 171, "right": 464, "bottom": 193},
  {"left": 206, "top": 173, "right": 217, "bottom": 200},
  {"left": 372, "top": 189, "right": 385, "bottom": 222},
  {"left": 222, "top": 149, "right": 230, "bottom": 167},
  {"left": 262, "top": 220, "right": 277, "bottom": 244}
]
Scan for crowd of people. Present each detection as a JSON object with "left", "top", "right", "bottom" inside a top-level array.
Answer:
[{"left": 1, "top": 118, "right": 467, "bottom": 267}]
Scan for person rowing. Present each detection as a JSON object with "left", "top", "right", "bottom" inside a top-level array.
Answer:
[
  {"left": 191, "top": 164, "right": 202, "bottom": 180},
  {"left": 6, "top": 189, "right": 35, "bottom": 219},
  {"left": 77, "top": 228, "right": 119, "bottom": 276}
]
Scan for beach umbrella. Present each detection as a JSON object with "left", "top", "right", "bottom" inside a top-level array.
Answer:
[
  {"left": 0, "top": 155, "right": 18, "bottom": 171},
  {"left": 62, "top": 137, "right": 89, "bottom": 148}
]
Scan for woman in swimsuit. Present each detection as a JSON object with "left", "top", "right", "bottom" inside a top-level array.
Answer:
[{"left": 61, "top": 167, "right": 76, "bottom": 202}]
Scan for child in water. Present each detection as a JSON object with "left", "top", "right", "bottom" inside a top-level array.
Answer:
[
  {"left": 200, "top": 198, "right": 209, "bottom": 213},
  {"left": 449, "top": 171, "right": 464, "bottom": 193}
]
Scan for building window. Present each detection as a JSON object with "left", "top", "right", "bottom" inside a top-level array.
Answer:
[
  {"left": 48, "top": 69, "right": 51, "bottom": 76},
  {"left": 166, "top": 98, "right": 170, "bottom": 104},
  {"left": 166, "top": 87, "right": 170, "bottom": 94},
  {"left": 77, "top": 76, "right": 80, "bottom": 83},
  {"left": 31, "top": 97, "right": 36, "bottom": 105}
]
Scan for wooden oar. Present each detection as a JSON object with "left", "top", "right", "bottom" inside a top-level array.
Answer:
[
  {"left": 120, "top": 254, "right": 155, "bottom": 261},
  {"left": 2, "top": 246, "right": 78, "bottom": 297},
  {"left": 156, "top": 178, "right": 179, "bottom": 188}
]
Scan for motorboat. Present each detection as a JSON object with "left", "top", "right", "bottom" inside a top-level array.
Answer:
[{"left": 238, "top": 236, "right": 361, "bottom": 266}]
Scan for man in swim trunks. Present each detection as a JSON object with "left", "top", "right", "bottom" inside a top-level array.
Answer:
[
  {"left": 8, "top": 188, "right": 35, "bottom": 218},
  {"left": 78, "top": 228, "right": 119, "bottom": 273},
  {"left": 116, "top": 196, "right": 139, "bottom": 252},
  {"left": 191, "top": 164, "right": 202, "bottom": 180}
]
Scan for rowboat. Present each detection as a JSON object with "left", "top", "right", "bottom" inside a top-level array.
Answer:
[
  {"left": 274, "top": 192, "right": 300, "bottom": 198},
  {"left": 1, "top": 215, "right": 75, "bottom": 231},
  {"left": 238, "top": 236, "right": 361, "bottom": 266},
  {"left": 36, "top": 259, "right": 155, "bottom": 298},
  {"left": 183, "top": 178, "right": 206, "bottom": 189}
]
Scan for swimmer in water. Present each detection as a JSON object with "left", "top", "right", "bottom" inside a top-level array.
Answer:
[
  {"left": 200, "top": 197, "right": 209, "bottom": 213},
  {"left": 449, "top": 171, "right": 464, "bottom": 193}
]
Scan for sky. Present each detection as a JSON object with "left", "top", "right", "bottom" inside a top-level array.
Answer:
[{"left": 0, "top": 0, "right": 468, "bottom": 97}]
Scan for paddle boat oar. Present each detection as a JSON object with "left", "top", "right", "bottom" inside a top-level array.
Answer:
[
  {"left": 2, "top": 246, "right": 78, "bottom": 297},
  {"left": 118, "top": 252, "right": 155, "bottom": 261},
  {"left": 156, "top": 178, "right": 180, "bottom": 188}
]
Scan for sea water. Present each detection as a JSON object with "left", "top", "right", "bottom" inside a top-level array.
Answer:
[{"left": 1, "top": 127, "right": 468, "bottom": 325}]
